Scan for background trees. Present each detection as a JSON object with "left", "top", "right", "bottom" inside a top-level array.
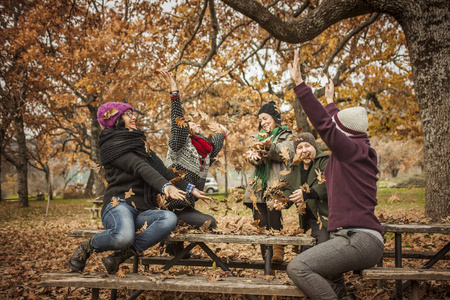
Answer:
[{"left": 1, "top": 0, "right": 443, "bottom": 220}]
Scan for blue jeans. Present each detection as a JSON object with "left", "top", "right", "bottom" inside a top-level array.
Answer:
[
  {"left": 91, "top": 201, "right": 177, "bottom": 253},
  {"left": 287, "top": 229, "right": 384, "bottom": 300}
]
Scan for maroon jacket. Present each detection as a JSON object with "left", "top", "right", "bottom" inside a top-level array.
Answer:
[{"left": 294, "top": 82, "right": 383, "bottom": 234}]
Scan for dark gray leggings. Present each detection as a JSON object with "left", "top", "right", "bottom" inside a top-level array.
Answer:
[
  {"left": 287, "top": 229, "right": 384, "bottom": 300},
  {"left": 252, "top": 203, "right": 282, "bottom": 230}
]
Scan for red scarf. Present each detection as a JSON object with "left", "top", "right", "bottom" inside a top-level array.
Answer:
[{"left": 190, "top": 136, "right": 213, "bottom": 158}]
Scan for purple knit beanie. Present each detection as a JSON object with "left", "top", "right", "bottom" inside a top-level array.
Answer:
[{"left": 97, "top": 102, "right": 133, "bottom": 129}]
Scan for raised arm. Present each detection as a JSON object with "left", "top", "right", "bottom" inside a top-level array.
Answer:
[{"left": 157, "top": 69, "right": 190, "bottom": 152}]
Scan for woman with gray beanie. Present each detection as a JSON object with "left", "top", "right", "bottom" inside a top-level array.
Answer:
[{"left": 287, "top": 50, "right": 383, "bottom": 300}]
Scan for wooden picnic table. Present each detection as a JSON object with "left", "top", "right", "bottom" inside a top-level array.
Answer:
[
  {"left": 381, "top": 223, "right": 450, "bottom": 300},
  {"left": 67, "top": 229, "right": 315, "bottom": 300}
]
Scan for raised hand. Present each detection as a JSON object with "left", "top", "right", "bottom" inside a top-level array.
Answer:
[
  {"left": 156, "top": 68, "right": 178, "bottom": 92},
  {"left": 325, "top": 78, "right": 335, "bottom": 104},
  {"left": 288, "top": 49, "right": 303, "bottom": 86}
]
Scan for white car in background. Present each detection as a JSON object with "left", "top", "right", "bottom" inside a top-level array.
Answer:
[{"left": 204, "top": 177, "right": 219, "bottom": 193}]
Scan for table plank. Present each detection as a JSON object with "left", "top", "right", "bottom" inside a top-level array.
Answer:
[
  {"left": 69, "top": 229, "right": 315, "bottom": 246},
  {"left": 382, "top": 223, "right": 450, "bottom": 234},
  {"left": 39, "top": 272, "right": 305, "bottom": 297}
]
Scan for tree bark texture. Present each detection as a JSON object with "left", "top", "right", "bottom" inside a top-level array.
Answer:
[
  {"left": 219, "top": 0, "right": 449, "bottom": 220},
  {"left": 89, "top": 105, "right": 105, "bottom": 198},
  {"left": 15, "top": 112, "right": 29, "bottom": 207}
]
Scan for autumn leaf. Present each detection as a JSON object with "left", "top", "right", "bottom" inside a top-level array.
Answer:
[
  {"left": 207, "top": 121, "right": 222, "bottom": 133},
  {"left": 305, "top": 228, "right": 312, "bottom": 236},
  {"left": 175, "top": 116, "right": 188, "bottom": 128},
  {"left": 131, "top": 201, "right": 137, "bottom": 210},
  {"left": 111, "top": 196, "right": 120, "bottom": 207},
  {"left": 297, "top": 201, "right": 306, "bottom": 215},
  {"left": 102, "top": 108, "right": 118, "bottom": 120},
  {"left": 389, "top": 194, "right": 401, "bottom": 203},
  {"left": 116, "top": 268, "right": 127, "bottom": 278},
  {"left": 199, "top": 219, "right": 212, "bottom": 231},
  {"left": 136, "top": 221, "right": 148, "bottom": 235},
  {"left": 170, "top": 176, "right": 182, "bottom": 183},
  {"left": 157, "top": 194, "right": 168, "bottom": 209},
  {"left": 315, "top": 169, "right": 326, "bottom": 184},
  {"left": 279, "top": 169, "right": 291, "bottom": 176},
  {"left": 124, "top": 188, "right": 135, "bottom": 199},
  {"left": 248, "top": 189, "right": 259, "bottom": 212},
  {"left": 280, "top": 146, "right": 291, "bottom": 165},
  {"left": 171, "top": 168, "right": 187, "bottom": 178},
  {"left": 300, "top": 183, "right": 310, "bottom": 193}
]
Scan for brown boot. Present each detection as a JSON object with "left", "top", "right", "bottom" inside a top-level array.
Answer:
[{"left": 271, "top": 245, "right": 284, "bottom": 264}]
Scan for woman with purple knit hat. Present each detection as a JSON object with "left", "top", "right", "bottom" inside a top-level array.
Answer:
[
  {"left": 67, "top": 102, "right": 211, "bottom": 274},
  {"left": 286, "top": 50, "right": 384, "bottom": 300}
]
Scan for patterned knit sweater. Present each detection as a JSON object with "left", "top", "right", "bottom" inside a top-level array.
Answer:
[{"left": 165, "top": 94, "right": 225, "bottom": 196}]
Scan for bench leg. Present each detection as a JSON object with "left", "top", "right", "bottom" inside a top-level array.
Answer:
[
  {"left": 410, "top": 281, "right": 419, "bottom": 300},
  {"left": 92, "top": 288, "right": 99, "bottom": 300},
  {"left": 110, "top": 289, "right": 117, "bottom": 300},
  {"left": 394, "top": 232, "right": 403, "bottom": 300}
]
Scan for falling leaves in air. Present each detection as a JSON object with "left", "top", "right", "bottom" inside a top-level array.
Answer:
[
  {"left": 263, "top": 179, "right": 289, "bottom": 205},
  {"left": 300, "top": 183, "right": 310, "bottom": 193},
  {"left": 171, "top": 168, "right": 187, "bottom": 179},
  {"left": 131, "top": 201, "right": 137, "bottom": 210},
  {"left": 305, "top": 228, "right": 312, "bottom": 236},
  {"left": 317, "top": 210, "right": 323, "bottom": 230},
  {"left": 389, "top": 194, "right": 400, "bottom": 203},
  {"left": 124, "top": 188, "right": 135, "bottom": 199},
  {"left": 280, "top": 146, "right": 291, "bottom": 165},
  {"left": 175, "top": 116, "right": 188, "bottom": 128},
  {"left": 279, "top": 169, "right": 291, "bottom": 176},
  {"left": 136, "top": 221, "right": 148, "bottom": 235},
  {"left": 248, "top": 189, "right": 259, "bottom": 212},
  {"left": 199, "top": 219, "right": 212, "bottom": 232},
  {"left": 292, "top": 152, "right": 311, "bottom": 165},
  {"left": 143, "top": 137, "right": 152, "bottom": 155},
  {"left": 315, "top": 169, "right": 326, "bottom": 184},
  {"left": 111, "top": 196, "right": 120, "bottom": 207},
  {"left": 157, "top": 194, "right": 168, "bottom": 209},
  {"left": 102, "top": 108, "right": 118, "bottom": 119},
  {"left": 170, "top": 176, "right": 182, "bottom": 184}
]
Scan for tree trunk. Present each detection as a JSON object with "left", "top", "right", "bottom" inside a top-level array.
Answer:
[
  {"left": 398, "top": 2, "right": 450, "bottom": 221},
  {"left": 15, "top": 113, "right": 29, "bottom": 207},
  {"left": 84, "top": 170, "right": 94, "bottom": 197},
  {"left": 46, "top": 167, "right": 53, "bottom": 200},
  {"left": 89, "top": 105, "right": 105, "bottom": 198},
  {"left": 292, "top": 97, "right": 314, "bottom": 135},
  {"left": 224, "top": 141, "right": 228, "bottom": 197}
]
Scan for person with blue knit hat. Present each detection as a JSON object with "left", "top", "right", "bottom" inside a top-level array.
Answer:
[
  {"left": 244, "top": 100, "right": 294, "bottom": 264},
  {"left": 67, "top": 101, "right": 211, "bottom": 275},
  {"left": 286, "top": 50, "right": 383, "bottom": 300}
]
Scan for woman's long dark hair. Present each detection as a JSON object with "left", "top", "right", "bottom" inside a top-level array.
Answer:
[{"left": 114, "top": 115, "right": 126, "bottom": 129}]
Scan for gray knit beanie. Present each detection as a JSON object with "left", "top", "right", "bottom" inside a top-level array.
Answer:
[
  {"left": 294, "top": 132, "right": 317, "bottom": 150},
  {"left": 333, "top": 107, "right": 368, "bottom": 136}
]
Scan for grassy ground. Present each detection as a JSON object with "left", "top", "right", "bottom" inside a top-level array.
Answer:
[{"left": 0, "top": 187, "right": 448, "bottom": 299}]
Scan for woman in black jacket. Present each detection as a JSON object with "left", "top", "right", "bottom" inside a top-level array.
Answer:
[{"left": 68, "top": 102, "right": 210, "bottom": 274}]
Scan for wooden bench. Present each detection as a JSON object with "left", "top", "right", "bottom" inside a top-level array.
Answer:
[
  {"left": 38, "top": 271, "right": 305, "bottom": 299},
  {"left": 362, "top": 267, "right": 450, "bottom": 300},
  {"left": 380, "top": 223, "right": 450, "bottom": 300},
  {"left": 57, "top": 229, "right": 315, "bottom": 299},
  {"left": 84, "top": 200, "right": 103, "bottom": 219}
]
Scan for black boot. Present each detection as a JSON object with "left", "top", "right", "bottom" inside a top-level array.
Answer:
[
  {"left": 68, "top": 239, "right": 93, "bottom": 272},
  {"left": 102, "top": 247, "right": 137, "bottom": 274}
]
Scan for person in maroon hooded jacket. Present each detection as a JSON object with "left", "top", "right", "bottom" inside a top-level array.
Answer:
[{"left": 286, "top": 50, "right": 384, "bottom": 300}]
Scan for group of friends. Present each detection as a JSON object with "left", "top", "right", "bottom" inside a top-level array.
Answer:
[{"left": 68, "top": 50, "right": 384, "bottom": 300}]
